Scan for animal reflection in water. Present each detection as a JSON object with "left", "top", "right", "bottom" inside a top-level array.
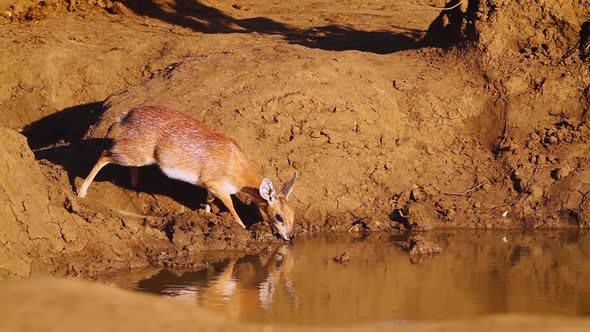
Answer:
[
  {"left": 137, "top": 245, "right": 296, "bottom": 319},
  {"left": 200, "top": 245, "right": 297, "bottom": 318}
]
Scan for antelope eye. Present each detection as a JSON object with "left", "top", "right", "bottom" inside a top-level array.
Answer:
[{"left": 275, "top": 213, "right": 284, "bottom": 224}]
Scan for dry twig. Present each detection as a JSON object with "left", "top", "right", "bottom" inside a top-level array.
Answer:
[{"left": 444, "top": 181, "right": 487, "bottom": 196}]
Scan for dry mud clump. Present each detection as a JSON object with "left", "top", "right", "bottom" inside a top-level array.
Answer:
[{"left": 393, "top": 234, "right": 442, "bottom": 264}]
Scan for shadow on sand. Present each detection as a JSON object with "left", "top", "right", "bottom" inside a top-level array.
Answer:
[{"left": 119, "top": 0, "right": 424, "bottom": 54}]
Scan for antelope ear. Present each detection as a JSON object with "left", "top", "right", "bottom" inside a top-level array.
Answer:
[
  {"left": 278, "top": 171, "right": 299, "bottom": 200},
  {"left": 259, "top": 178, "right": 276, "bottom": 203}
]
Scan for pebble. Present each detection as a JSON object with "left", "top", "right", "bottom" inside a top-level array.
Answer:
[
  {"left": 333, "top": 252, "right": 350, "bottom": 264},
  {"left": 530, "top": 185, "right": 544, "bottom": 198},
  {"left": 410, "top": 188, "right": 423, "bottom": 201},
  {"left": 552, "top": 165, "right": 572, "bottom": 180}
]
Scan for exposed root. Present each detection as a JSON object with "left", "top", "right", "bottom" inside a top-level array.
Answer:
[
  {"left": 443, "top": 181, "right": 487, "bottom": 197},
  {"left": 413, "top": 0, "right": 465, "bottom": 11}
]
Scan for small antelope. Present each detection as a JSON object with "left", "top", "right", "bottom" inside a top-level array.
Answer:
[{"left": 77, "top": 106, "right": 298, "bottom": 240}]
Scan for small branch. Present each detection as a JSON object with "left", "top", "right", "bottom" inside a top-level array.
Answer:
[
  {"left": 561, "top": 41, "right": 580, "bottom": 63},
  {"left": 347, "top": 212, "right": 369, "bottom": 233},
  {"left": 487, "top": 196, "right": 521, "bottom": 214},
  {"left": 414, "top": 0, "right": 465, "bottom": 11},
  {"left": 523, "top": 165, "right": 545, "bottom": 192},
  {"left": 443, "top": 181, "right": 487, "bottom": 196}
]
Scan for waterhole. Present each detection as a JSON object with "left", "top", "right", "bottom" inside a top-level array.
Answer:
[{"left": 112, "top": 231, "right": 590, "bottom": 325}]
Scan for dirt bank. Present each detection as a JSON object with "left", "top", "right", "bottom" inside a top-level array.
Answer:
[
  {"left": 3, "top": 277, "right": 590, "bottom": 331},
  {"left": 0, "top": 0, "right": 589, "bottom": 277},
  {"left": 395, "top": 0, "right": 590, "bottom": 230}
]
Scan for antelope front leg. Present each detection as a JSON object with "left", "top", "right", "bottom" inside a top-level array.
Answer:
[{"left": 208, "top": 186, "right": 246, "bottom": 229}]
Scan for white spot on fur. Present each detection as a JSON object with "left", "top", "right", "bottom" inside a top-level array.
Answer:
[
  {"left": 160, "top": 167, "right": 199, "bottom": 184},
  {"left": 223, "top": 182, "right": 238, "bottom": 195}
]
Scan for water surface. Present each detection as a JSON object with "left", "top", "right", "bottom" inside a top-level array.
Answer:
[{"left": 113, "top": 231, "right": 590, "bottom": 325}]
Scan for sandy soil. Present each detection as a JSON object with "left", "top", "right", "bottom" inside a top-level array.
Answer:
[
  {"left": 0, "top": 0, "right": 589, "bottom": 279},
  {"left": 3, "top": 277, "right": 590, "bottom": 331}
]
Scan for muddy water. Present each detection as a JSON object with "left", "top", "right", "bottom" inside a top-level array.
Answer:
[{"left": 113, "top": 231, "right": 590, "bottom": 325}]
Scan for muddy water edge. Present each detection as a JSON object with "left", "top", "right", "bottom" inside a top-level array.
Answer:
[{"left": 105, "top": 231, "right": 590, "bottom": 325}]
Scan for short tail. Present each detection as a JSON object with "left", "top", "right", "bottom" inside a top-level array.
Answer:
[
  {"left": 115, "top": 108, "right": 133, "bottom": 124},
  {"left": 106, "top": 106, "right": 140, "bottom": 137}
]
